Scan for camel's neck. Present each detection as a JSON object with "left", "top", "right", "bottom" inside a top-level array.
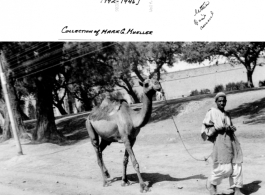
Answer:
[{"left": 134, "top": 91, "right": 154, "bottom": 128}]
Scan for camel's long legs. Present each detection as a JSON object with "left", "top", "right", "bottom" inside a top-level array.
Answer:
[
  {"left": 99, "top": 139, "right": 111, "bottom": 178},
  {"left": 124, "top": 138, "right": 149, "bottom": 193},
  {"left": 121, "top": 138, "right": 136, "bottom": 186},
  {"left": 86, "top": 121, "right": 111, "bottom": 187}
]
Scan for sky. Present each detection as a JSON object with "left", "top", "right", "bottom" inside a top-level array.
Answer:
[
  {"left": 168, "top": 53, "right": 265, "bottom": 72},
  {"left": 164, "top": 61, "right": 206, "bottom": 72},
  {"left": 153, "top": 56, "right": 228, "bottom": 73}
]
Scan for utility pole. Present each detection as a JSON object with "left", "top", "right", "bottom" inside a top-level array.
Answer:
[{"left": 0, "top": 50, "right": 23, "bottom": 155}]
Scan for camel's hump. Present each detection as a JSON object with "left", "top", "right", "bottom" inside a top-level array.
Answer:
[{"left": 89, "top": 97, "right": 128, "bottom": 121}]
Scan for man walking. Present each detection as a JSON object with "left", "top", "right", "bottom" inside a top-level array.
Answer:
[{"left": 201, "top": 92, "right": 243, "bottom": 195}]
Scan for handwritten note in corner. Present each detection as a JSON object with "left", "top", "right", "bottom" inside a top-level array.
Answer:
[{"left": 194, "top": 1, "right": 214, "bottom": 30}]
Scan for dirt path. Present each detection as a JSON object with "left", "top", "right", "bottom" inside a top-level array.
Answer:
[{"left": 0, "top": 90, "right": 265, "bottom": 195}]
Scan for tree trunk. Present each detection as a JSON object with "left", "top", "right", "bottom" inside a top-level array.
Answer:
[
  {"left": 148, "top": 62, "right": 164, "bottom": 80},
  {"left": 1, "top": 51, "right": 28, "bottom": 140},
  {"left": 2, "top": 114, "right": 11, "bottom": 141},
  {"left": 156, "top": 70, "right": 161, "bottom": 81},
  {"left": 66, "top": 91, "right": 74, "bottom": 114},
  {"left": 0, "top": 103, "right": 11, "bottom": 141},
  {"left": 33, "top": 74, "right": 64, "bottom": 142},
  {"left": 8, "top": 78, "right": 29, "bottom": 138},
  {"left": 19, "top": 106, "right": 30, "bottom": 121},
  {"left": 80, "top": 96, "right": 93, "bottom": 111},
  {"left": 132, "top": 63, "right": 145, "bottom": 82},
  {"left": 78, "top": 86, "right": 94, "bottom": 111},
  {"left": 0, "top": 61, "right": 28, "bottom": 139},
  {"left": 12, "top": 84, "right": 30, "bottom": 121},
  {"left": 121, "top": 78, "right": 140, "bottom": 103},
  {"left": 82, "top": 101, "right": 93, "bottom": 111},
  {"left": 53, "top": 88, "right": 68, "bottom": 115},
  {"left": 247, "top": 70, "right": 254, "bottom": 88},
  {"left": 129, "top": 90, "right": 140, "bottom": 103},
  {"left": 54, "top": 102, "right": 68, "bottom": 115}
]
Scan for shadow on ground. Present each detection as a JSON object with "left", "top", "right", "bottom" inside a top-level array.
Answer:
[
  {"left": 149, "top": 94, "right": 216, "bottom": 123},
  {"left": 56, "top": 114, "right": 89, "bottom": 145},
  {"left": 216, "top": 180, "right": 262, "bottom": 195},
  {"left": 150, "top": 103, "right": 184, "bottom": 123},
  {"left": 114, "top": 173, "right": 207, "bottom": 187},
  {"left": 241, "top": 180, "right": 262, "bottom": 195},
  {"left": 228, "top": 97, "right": 265, "bottom": 124}
]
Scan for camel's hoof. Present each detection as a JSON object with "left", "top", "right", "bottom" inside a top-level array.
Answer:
[
  {"left": 121, "top": 180, "right": 131, "bottom": 187},
  {"left": 140, "top": 188, "right": 151, "bottom": 193},
  {"left": 140, "top": 183, "right": 150, "bottom": 193},
  {"left": 103, "top": 180, "right": 112, "bottom": 187}
]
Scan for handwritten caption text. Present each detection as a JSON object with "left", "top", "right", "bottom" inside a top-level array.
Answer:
[
  {"left": 61, "top": 27, "right": 153, "bottom": 36},
  {"left": 194, "top": 1, "right": 214, "bottom": 30}
]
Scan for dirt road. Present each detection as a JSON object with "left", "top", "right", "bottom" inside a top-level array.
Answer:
[{"left": 0, "top": 90, "right": 264, "bottom": 195}]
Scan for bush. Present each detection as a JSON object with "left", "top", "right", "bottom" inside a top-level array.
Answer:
[
  {"left": 190, "top": 89, "right": 199, "bottom": 96},
  {"left": 214, "top": 84, "right": 224, "bottom": 93},
  {"left": 189, "top": 89, "right": 210, "bottom": 96},
  {"left": 237, "top": 81, "right": 249, "bottom": 90},
  {"left": 225, "top": 81, "right": 249, "bottom": 91},
  {"left": 200, "top": 89, "right": 211, "bottom": 94},
  {"left": 225, "top": 82, "right": 237, "bottom": 91},
  {"left": 259, "top": 80, "right": 265, "bottom": 87}
]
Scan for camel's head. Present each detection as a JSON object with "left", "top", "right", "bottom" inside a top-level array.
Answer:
[{"left": 139, "top": 79, "right": 162, "bottom": 95}]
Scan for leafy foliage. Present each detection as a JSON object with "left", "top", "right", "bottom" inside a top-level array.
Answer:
[
  {"left": 190, "top": 88, "right": 211, "bottom": 96},
  {"left": 63, "top": 42, "right": 116, "bottom": 110},
  {"left": 214, "top": 84, "right": 225, "bottom": 93},
  {"left": 110, "top": 42, "right": 183, "bottom": 103},
  {"left": 190, "top": 89, "right": 199, "bottom": 96},
  {"left": 181, "top": 42, "right": 265, "bottom": 87},
  {"left": 131, "top": 42, "right": 182, "bottom": 80},
  {"left": 225, "top": 81, "right": 249, "bottom": 91},
  {"left": 259, "top": 80, "right": 265, "bottom": 87},
  {"left": 200, "top": 89, "right": 211, "bottom": 94}
]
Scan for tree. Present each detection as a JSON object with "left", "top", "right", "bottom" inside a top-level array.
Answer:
[
  {"left": 0, "top": 97, "right": 11, "bottom": 140},
  {"left": 0, "top": 41, "right": 117, "bottom": 142},
  {"left": 52, "top": 72, "right": 68, "bottom": 115},
  {"left": 181, "top": 42, "right": 265, "bottom": 88},
  {"left": 29, "top": 43, "right": 65, "bottom": 142},
  {"left": 132, "top": 42, "right": 182, "bottom": 80},
  {"left": 52, "top": 58, "right": 76, "bottom": 115},
  {"left": 14, "top": 80, "right": 30, "bottom": 120},
  {"left": 5, "top": 42, "right": 65, "bottom": 142},
  {"left": 111, "top": 42, "right": 182, "bottom": 103},
  {"left": 28, "top": 100, "right": 36, "bottom": 119},
  {"left": 33, "top": 70, "right": 64, "bottom": 142},
  {"left": 63, "top": 42, "right": 116, "bottom": 111},
  {"left": 0, "top": 46, "right": 30, "bottom": 141},
  {"left": 111, "top": 42, "right": 141, "bottom": 103}
]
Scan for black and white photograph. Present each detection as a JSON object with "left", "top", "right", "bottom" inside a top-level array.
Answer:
[{"left": 0, "top": 1, "right": 265, "bottom": 195}]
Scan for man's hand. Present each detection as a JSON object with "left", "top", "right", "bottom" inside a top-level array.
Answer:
[
  {"left": 230, "top": 125, "right": 237, "bottom": 132},
  {"left": 224, "top": 125, "right": 236, "bottom": 132}
]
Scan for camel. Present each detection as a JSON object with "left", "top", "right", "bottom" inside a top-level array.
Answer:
[{"left": 86, "top": 78, "right": 161, "bottom": 193}]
